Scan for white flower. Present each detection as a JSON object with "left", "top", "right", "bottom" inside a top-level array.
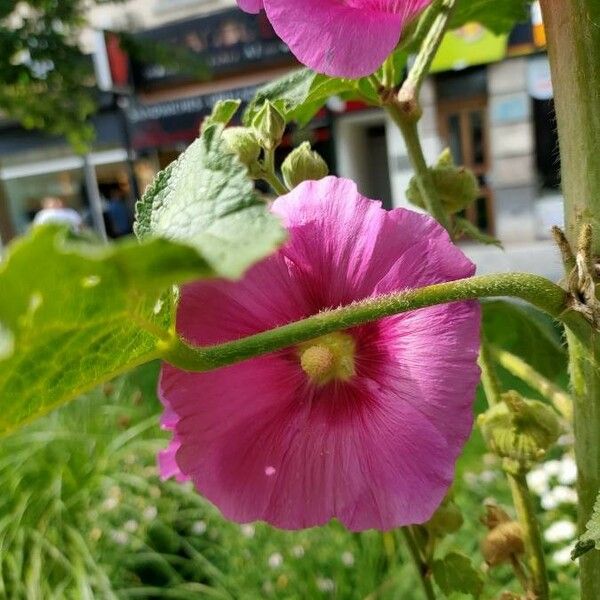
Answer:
[
  {"left": 102, "top": 497, "right": 119, "bottom": 511},
  {"left": 479, "top": 470, "right": 497, "bottom": 484},
  {"left": 316, "top": 577, "right": 335, "bottom": 592},
  {"left": 552, "top": 543, "right": 576, "bottom": 566},
  {"left": 143, "top": 506, "right": 158, "bottom": 521},
  {"left": 341, "top": 551, "right": 355, "bottom": 566},
  {"left": 527, "top": 468, "right": 550, "bottom": 495},
  {"left": 111, "top": 530, "right": 129, "bottom": 546},
  {"left": 542, "top": 460, "right": 562, "bottom": 477},
  {"left": 552, "top": 486, "right": 578, "bottom": 505},
  {"left": 558, "top": 456, "right": 577, "bottom": 486},
  {"left": 192, "top": 520, "right": 207, "bottom": 535},
  {"left": 241, "top": 524, "right": 255, "bottom": 538},
  {"left": 291, "top": 545, "right": 305, "bottom": 558},
  {"left": 544, "top": 520, "right": 576, "bottom": 543},
  {"left": 124, "top": 519, "right": 138, "bottom": 533},
  {"left": 541, "top": 486, "right": 578, "bottom": 510},
  {"left": 268, "top": 552, "right": 283, "bottom": 569}
]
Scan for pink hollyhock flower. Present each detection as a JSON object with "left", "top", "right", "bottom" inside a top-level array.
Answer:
[
  {"left": 236, "top": 0, "right": 432, "bottom": 77},
  {"left": 159, "top": 176, "right": 481, "bottom": 531}
]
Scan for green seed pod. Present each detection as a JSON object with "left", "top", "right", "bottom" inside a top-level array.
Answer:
[
  {"left": 478, "top": 391, "right": 561, "bottom": 465},
  {"left": 282, "top": 142, "right": 329, "bottom": 189},
  {"left": 406, "top": 148, "right": 479, "bottom": 214},
  {"left": 252, "top": 101, "right": 286, "bottom": 150},
  {"left": 221, "top": 127, "right": 261, "bottom": 167}
]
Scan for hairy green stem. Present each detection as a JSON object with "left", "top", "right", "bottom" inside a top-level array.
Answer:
[
  {"left": 479, "top": 341, "right": 550, "bottom": 598},
  {"left": 259, "top": 148, "right": 288, "bottom": 195},
  {"left": 386, "top": 103, "right": 452, "bottom": 232},
  {"left": 161, "top": 273, "right": 585, "bottom": 372},
  {"left": 506, "top": 470, "right": 550, "bottom": 600},
  {"left": 397, "top": 0, "right": 456, "bottom": 111},
  {"left": 540, "top": 1, "right": 600, "bottom": 597},
  {"left": 478, "top": 341, "right": 503, "bottom": 406},
  {"left": 490, "top": 345, "right": 573, "bottom": 421},
  {"left": 400, "top": 527, "right": 436, "bottom": 600}
]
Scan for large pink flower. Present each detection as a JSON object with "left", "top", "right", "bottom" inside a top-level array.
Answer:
[
  {"left": 237, "top": 0, "right": 432, "bottom": 77},
  {"left": 159, "top": 176, "right": 481, "bottom": 531}
]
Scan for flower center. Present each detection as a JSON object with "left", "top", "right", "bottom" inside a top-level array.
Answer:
[{"left": 298, "top": 332, "right": 356, "bottom": 385}]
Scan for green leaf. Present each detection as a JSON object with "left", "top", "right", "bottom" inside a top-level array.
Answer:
[
  {"left": 573, "top": 491, "right": 600, "bottom": 559},
  {"left": 432, "top": 552, "right": 484, "bottom": 599},
  {"left": 482, "top": 299, "right": 567, "bottom": 380},
  {"left": 451, "top": 0, "right": 532, "bottom": 35},
  {"left": 202, "top": 99, "right": 241, "bottom": 130},
  {"left": 243, "top": 68, "right": 378, "bottom": 127},
  {"left": 0, "top": 226, "right": 212, "bottom": 434},
  {"left": 135, "top": 123, "right": 286, "bottom": 279},
  {"left": 0, "top": 119, "right": 286, "bottom": 434}
]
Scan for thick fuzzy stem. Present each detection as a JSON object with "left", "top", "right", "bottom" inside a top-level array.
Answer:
[
  {"left": 161, "top": 273, "right": 586, "bottom": 372},
  {"left": 539, "top": 1, "right": 600, "bottom": 597}
]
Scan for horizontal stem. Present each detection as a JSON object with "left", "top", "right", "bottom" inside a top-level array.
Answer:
[{"left": 161, "top": 273, "right": 585, "bottom": 373}]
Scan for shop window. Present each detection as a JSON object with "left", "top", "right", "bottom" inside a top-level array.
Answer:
[
  {"left": 533, "top": 98, "right": 560, "bottom": 190},
  {"left": 436, "top": 67, "right": 494, "bottom": 235}
]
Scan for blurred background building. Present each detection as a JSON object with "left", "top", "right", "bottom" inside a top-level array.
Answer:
[{"left": 0, "top": 0, "right": 563, "bottom": 279}]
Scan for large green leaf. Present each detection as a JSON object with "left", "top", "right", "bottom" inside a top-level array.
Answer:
[
  {"left": 482, "top": 300, "right": 567, "bottom": 380},
  {"left": 2, "top": 124, "right": 286, "bottom": 434},
  {"left": 432, "top": 552, "right": 484, "bottom": 599},
  {"left": 0, "top": 227, "right": 208, "bottom": 433},
  {"left": 135, "top": 124, "right": 285, "bottom": 279},
  {"left": 451, "top": 0, "right": 531, "bottom": 34}
]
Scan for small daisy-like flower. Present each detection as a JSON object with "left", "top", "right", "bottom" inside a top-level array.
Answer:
[
  {"left": 159, "top": 177, "right": 480, "bottom": 531},
  {"left": 236, "top": 0, "right": 432, "bottom": 77},
  {"left": 544, "top": 520, "right": 576, "bottom": 544},
  {"left": 268, "top": 552, "right": 284, "bottom": 569}
]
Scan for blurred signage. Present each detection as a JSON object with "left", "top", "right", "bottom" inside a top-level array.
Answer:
[
  {"left": 127, "top": 84, "right": 260, "bottom": 149},
  {"left": 430, "top": 24, "right": 508, "bottom": 72},
  {"left": 131, "top": 8, "right": 294, "bottom": 90}
]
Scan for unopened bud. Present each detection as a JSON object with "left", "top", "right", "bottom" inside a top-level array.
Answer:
[
  {"left": 478, "top": 391, "right": 561, "bottom": 466},
  {"left": 282, "top": 142, "right": 329, "bottom": 189},
  {"left": 406, "top": 148, "right": 479, "bottom": 214},
  {"left": 221, "top": 127, "right": 261, "bottom": 167},
  {"left": 482, "top": 521, "right": 525, "bottom": 566},
  {"left": 426, "top": 497, "right": 463, "bottom": 538},
  {"left": 252, "top": 101, "right": 286, "bottom": 150}
]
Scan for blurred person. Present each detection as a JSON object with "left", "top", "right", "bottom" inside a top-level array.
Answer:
[
  {"left": 104, "top": 185, "right": 132, "bottom": 238},
  {"left": 32, "top": 197, "right": 83, "bottom": 232}
]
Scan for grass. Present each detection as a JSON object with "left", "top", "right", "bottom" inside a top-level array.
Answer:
[{"left": 0, "top": 356, "right": 579, "bottom": 599}]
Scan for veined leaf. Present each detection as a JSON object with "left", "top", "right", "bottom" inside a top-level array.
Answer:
[
  {"left": 572, "top": 492, "right": 600, "bottom": 559},
  {"left": 135, "top": 124, "right": 285, "bottom": 279},
  {"left": 432, "top": 552, "right": 483, "bottom": 598},
  {"left": 2, "top": 124, "right": 286, "bottom": 433}
]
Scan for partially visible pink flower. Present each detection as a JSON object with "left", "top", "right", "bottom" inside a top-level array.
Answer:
[
  {"left": 237, "top": 0, "right": 263, "bottom": 13},
  {"left": 236, "top": 0, "right": 432, "bottom": 77},
  {"left": 159, "top": 176, "right": 481, "bottom": 531}
]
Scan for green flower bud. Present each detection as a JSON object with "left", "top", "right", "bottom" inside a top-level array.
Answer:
[
  {"left": 406, "top": 148, "right": 479, "bottom": 214},
  {"left": 478, "top": 391, "right": 561, "bottom": 465},
  {"left": 221, "top": 127, "right": 261, "bottom": 167},
  {"left": 252, "top": 101, "right": 286, "bottom": 150},
  {"left": 426, "top": 496, "right": 463, "bottom": 538},
  {"left": 281, "top": 142, "right": 329, "bottom": 189}
]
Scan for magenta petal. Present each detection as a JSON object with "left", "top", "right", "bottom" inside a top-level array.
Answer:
[
  {"left": 159, "top": 176, "right": 481, "bottom": 531},
  {"left": 263, "top": 0, "right": 400, "bottom": 77},
  {"left": 236, "top": 0, "right": 264, "bottom": 13}
]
